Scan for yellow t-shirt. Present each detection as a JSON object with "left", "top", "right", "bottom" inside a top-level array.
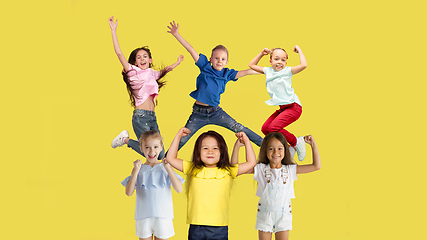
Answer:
[{"left": 183, "top": 161, "right": 238, "bottom": 226}]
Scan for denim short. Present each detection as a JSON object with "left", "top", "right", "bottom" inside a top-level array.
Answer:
[{"left": 188, "top": 224, "right": 228, "bottom": 240}]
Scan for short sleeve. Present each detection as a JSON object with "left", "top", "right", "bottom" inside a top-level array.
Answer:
[
  {"left": 263, "top": 67, "right": 269, "bottom": 75},
  {"left": 229, "top": 164, "right": 239, "bottom": 178},
  {"left": 183, "top": 161, "right": 193, "bottom": 175},
  {"left": 224, "top": 68, "right": 238, "bottom": 82},
  {"left": 253, "top": 163, "right": 264, "bottom": 182},
  {"left": 150, "top": 68, "right": 161, "bottom": 80},
  {"left": 121, "top": 175, "right": 132, "bottom": 187},
  {"left": 195, "top": 54, "right": 209, "bottom": 69}
]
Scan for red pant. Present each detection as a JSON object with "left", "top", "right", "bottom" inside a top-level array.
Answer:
[{"left": 261, "top": 103, "right": 302, "bottom": 147}]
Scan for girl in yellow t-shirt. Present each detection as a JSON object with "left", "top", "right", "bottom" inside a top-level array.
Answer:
[{"left": 166, "top": 127, "right": 256, "bottom": 240}]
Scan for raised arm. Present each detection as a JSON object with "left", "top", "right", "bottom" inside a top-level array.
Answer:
[
  {"left": 164, "top": 55, "right": 184, "bottom": 73},
  {"left": 290, "top": 45, "right": 307, "bottom": 75},
  {"left": 163, "top": 159, "right": 183, "bottom": 193},
  {"left": 125, "top": 159, "right": 142, "bottom": 196},
  {"left": 248, "top": 48, "right": 270, "bottom": 74},
  {"left": 234, "top": 132, "right": 257, "bottom": 176},
  {"left": 230, "top": 136, "right": 245, "bottom": 165},
  {"left": 296, "top": 135, "right": 321, "bottom": 174},
  {"left": 167, "top": 21, "right": 199, "bottom": 63},
  {"left": 108, "top": 16, "right": 130, "bottom": 72},
  {"left": 165, "top": 127, "right": 191, "bottom": 172}
]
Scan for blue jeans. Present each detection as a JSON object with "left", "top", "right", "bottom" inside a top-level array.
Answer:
[
  {"left": 127, "top": 109, "right": 165, "bottom": 159},
  {"left": 188, "top": 225, "right": 228, "bottom": 240},
  {"left": 178, "top": 103, "right": 263, "bottom": 150}
]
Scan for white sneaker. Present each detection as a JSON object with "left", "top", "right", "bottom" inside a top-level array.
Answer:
[
  {"left": 289, "top": 146, "right": 296, "bottom": 159},
  {"left": 111, "top": 130, "right": 129, "bottom": 148},
  {"left": 294, "top": 136, "right": 306, "bottom": 161}
]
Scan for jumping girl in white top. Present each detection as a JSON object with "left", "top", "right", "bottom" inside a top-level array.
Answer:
[
  {"left": 108, "top": 16, "right": 183, "bottom": 159},
  {"left": 249, "top": 46, "right": 307, "bottom": 161}
]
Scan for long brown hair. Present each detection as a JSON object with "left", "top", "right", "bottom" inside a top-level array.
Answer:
[
  {"left": 258, "top": 132, "right": 295, "bottom": 166},
  {"left": 186, "top": 131, "right": 232, "bottom": 192},
  {"left": 122, "top": 46, "right": 168, "bottom": 107}
]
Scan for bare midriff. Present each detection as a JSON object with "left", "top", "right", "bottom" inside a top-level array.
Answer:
[
  {"left": 135, "top": 95, "right": 156, "bottom": 111},
  {"left": 195, "top": 100, "right": 209, "bottom": 106}
]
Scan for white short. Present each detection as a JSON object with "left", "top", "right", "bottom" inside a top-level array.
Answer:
[
  {"left": 255, "top": 206, "right": 292, "bottom": 233},
  {"left": 135, "top": 217, "right": 175, "bottom": 239}
]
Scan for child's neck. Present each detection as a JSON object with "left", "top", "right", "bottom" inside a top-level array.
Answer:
[
  {"left": 269, "top": 162, "right": 282, "bottom": 169},
  {"left": 145, "top": 160, "right": 161, "bottom": 167}
]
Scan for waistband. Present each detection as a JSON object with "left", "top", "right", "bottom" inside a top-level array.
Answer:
[
  {"left": 192, "top": 103, "right": 221, "bottom": 113},
  {"left": 258, "top": 205, "right": 286, "bottom": 212},
  {"left": 133, "top": 109, "right": 156, "bottom": 116}
]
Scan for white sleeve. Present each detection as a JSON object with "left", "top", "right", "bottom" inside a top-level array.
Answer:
[{"left": 253, "top": 164, "right": 263, "bottom": 182}]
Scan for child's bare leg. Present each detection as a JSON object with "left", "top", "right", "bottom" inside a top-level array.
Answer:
[
  {"left": 139, "top": 236, "right": 152, "bottom": 240},
  {"left": 259, "top": 230, "right": 272, "bottom": 240},
  {"left": 275, "top": 230, "right": 289, "bottom": 240},
  {"left": 154, "top": 237, "right": 168, "bottom": 240}
]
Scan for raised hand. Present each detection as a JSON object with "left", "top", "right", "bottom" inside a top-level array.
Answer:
[
  {"left": 133, "top": 159, "right": 142, "bottom": 169},
  {"left": 261, "top": 48, "right": 270, "bottom": 55},
  {"left": 303, "top": 135, "right": 315, "bottom": 146},
  {"left": 167, "top": 21, "right": 180, "bottom": 36},
  {"left": 179, "top": 127, "right": 191, "bottom": 138},
  {"left": 177, "top": 54, "right": 184, "bottom": 63},
  {"left": 108, "top": 16, "right": 118, "bottom": 30},
  {"left": 235, "top": 132, "right": 249, "bottom": 145}
]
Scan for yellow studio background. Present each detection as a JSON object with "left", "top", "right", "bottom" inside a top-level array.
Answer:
[{"left": 1, "top": 0, "right": 426, "bottom": 239}]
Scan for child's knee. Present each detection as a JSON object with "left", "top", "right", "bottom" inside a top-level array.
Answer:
[{"left": 230, "top": 122, "right": 244, "bottom": 133}]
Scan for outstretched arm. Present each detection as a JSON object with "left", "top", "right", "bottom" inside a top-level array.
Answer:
[
  {"left": 290, "top": 45, "right": 307, "bottom": 75},
  {"left": 296, "top": 135, "right": 321, "bottom": 174},
  {"left": 165, "top": 127, "right": 191, "bottom": 172},
  {"left": 248, "top": 48, "right": 270, "bottom": 74},
  {"left": 164, "top": 55, "right": 184, "bottom": 73},
  {"left": 163, "top": 159, "right": 183, "bottom": 193},
  {"left": 167, "top": 21, "right": 199, "bottom": 63},
  {"left": 108, "top": 16, "right": 130, "bottom": 72},
  {"left": 235, "top": 69, "right": 261, "bottom": 79},
  {"left": 125, "top": 159, "right": 142, "bottom": 196},
  {"left": 234, "top": 132, "right": 257, "bottom": 176}
]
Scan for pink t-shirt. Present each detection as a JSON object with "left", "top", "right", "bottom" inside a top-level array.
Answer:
[{"left": 126, "top": 64, "right": 160, "bottom": 107}]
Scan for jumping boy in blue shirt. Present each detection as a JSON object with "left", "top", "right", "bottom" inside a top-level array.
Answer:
[{"left": 167, "top": 21, "right": 263, "bottom": 150}]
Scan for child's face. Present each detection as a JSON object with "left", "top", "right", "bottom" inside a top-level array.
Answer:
[
  {"left": 134, "top": 50, "right": 152, "bottom": 70},
  {"left": 210, "top": 50, "right": 229, "bottom": 71},
  {"left": 270, "top": 49, "right": 288, "bottom": 71},
  {"left": 266, "top": 137, "right": 285, "bottom": 165},
  {"left": 200, "top": 136, "right": 220, "bottom": 168},
  {"left": 142, "top": 137, "right": 163, "bottom": 163}
]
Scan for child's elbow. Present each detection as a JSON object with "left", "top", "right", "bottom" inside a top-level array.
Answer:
[{"left": 175, "top": 186, "right": 183, "bottom": 193}]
